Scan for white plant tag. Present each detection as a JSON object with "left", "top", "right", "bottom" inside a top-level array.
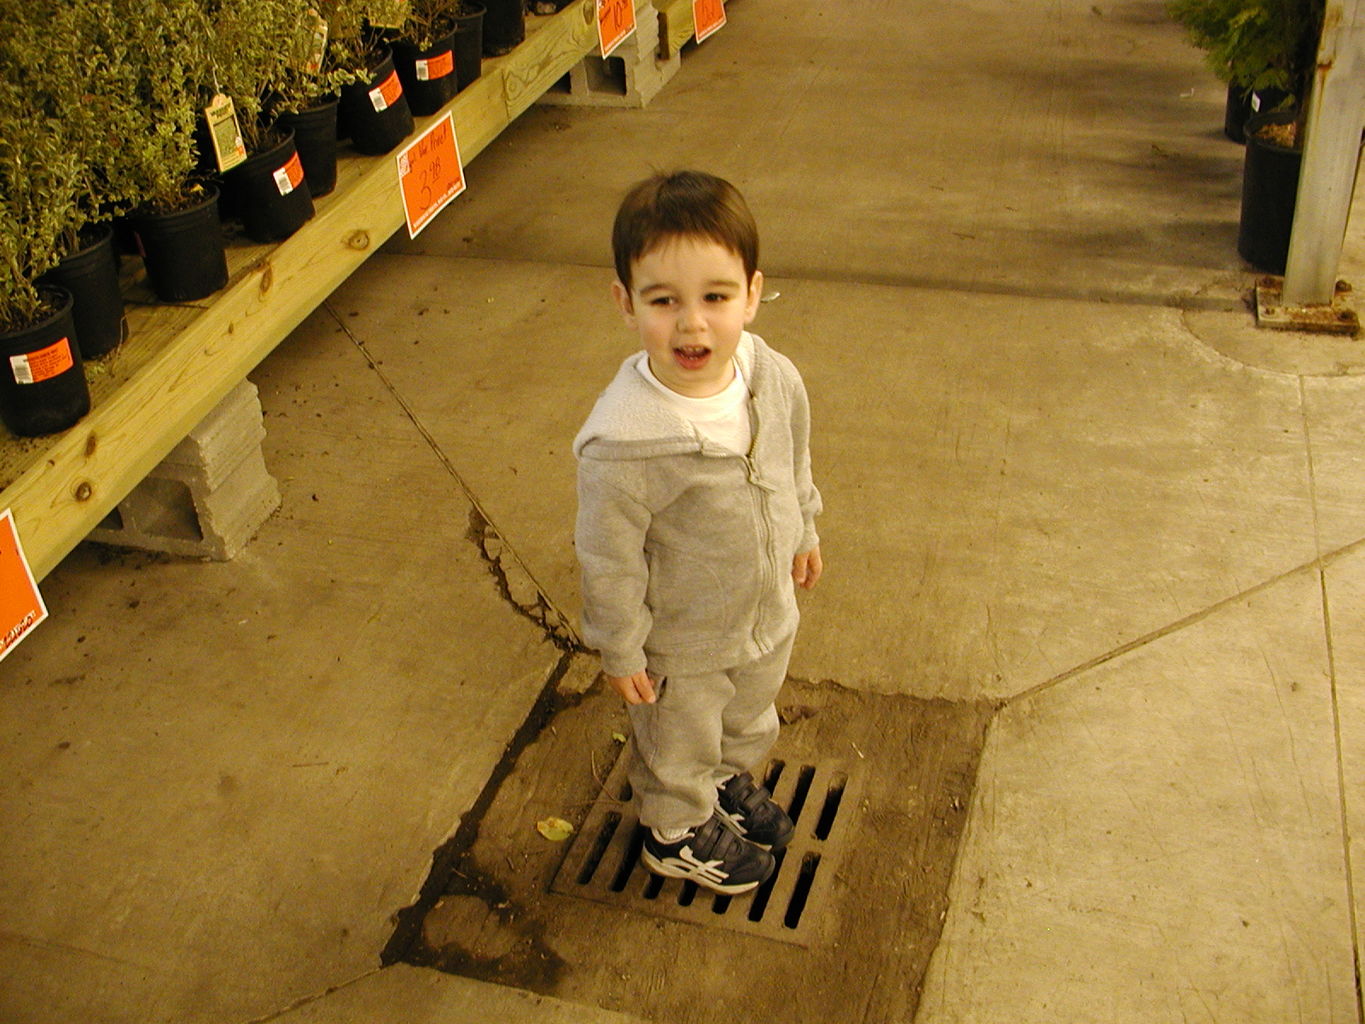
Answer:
[
  {"left": 205, "top": 94, "right": 247, "bottom": 172},
  {"left": 303, "top": 9, "right": 328, "bottom": 73}
]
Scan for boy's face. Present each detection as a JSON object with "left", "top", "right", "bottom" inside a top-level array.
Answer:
[{"left": 612, "top": 236, "right": 763, "bottom": 398}]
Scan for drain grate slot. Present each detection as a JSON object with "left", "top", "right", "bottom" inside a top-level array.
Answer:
[
  {"left": 814, "top": 773, "right": 847, "bottom": 840},
  {"left": 551, "top": 752, "right": 860, "bottom": 946},
  {"left": 786, "top": 764, "right": 816, "bottom": 825},
  {"left": 784, "top": 853, "right": 821, "bottom": 929},
  {"left": 576, "top": 811, "right": 621, "bottom": 885}
]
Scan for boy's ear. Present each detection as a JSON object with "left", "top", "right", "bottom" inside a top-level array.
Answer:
[
  {"left": 611, "top": 279, "right": 637, "bottom": 326},
  {"left": 743, "top": 270, "right": 764, "bottom": 324}
]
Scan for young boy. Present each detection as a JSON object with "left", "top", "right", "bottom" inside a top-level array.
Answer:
[{"left": 573, "top": 171, "right": 822, "bottom": 895}]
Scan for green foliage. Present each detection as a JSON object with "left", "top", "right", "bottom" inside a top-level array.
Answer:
[
  {"left": 107, "top": 0, "right": 217, "bottom": 213},
  {"left": 205, "top": 0, "right": 358, "bottom": 145},
  {"left": 0, "top": 3, "right": 87, "bottom": 330},
  {"left": 1167, "top": 0, "right": 1325, "bottom": 101},
  {"left": 0, "top": 0, "right": 374, "bottom": 327},
  {"left": 405, "top": 0, "right": 473, "bottom": 48}
]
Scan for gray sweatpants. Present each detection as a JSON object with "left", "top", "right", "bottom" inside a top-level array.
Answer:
[{"left": 627, "top": 632, "right": 796, "bottom": 831}]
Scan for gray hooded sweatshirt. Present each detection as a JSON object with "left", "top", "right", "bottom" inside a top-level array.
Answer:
[{"left": 574, "top": 331, "right": 821, "bottom": 679}]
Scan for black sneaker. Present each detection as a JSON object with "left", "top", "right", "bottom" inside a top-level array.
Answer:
[
  {"left": 641, "top": 814, "right": 775, "bottom": 895},
  {"left": 715, "top": 771, "right": 794, "bottom": 849}
]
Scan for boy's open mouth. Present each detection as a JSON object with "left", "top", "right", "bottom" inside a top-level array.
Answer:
[{"left": 673, "top": 345, "right": 711, "bottom": 371}]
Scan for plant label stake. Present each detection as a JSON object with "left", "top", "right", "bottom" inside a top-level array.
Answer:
[
  {"left": 0, "top": 509, "right": 47, "bottom": 664},
  {"left": 397, "top": 112, "right": 465, "bottom": 239},
  {"left": 693, "top": 0, "right": 725, "bottom": 44},
  {"left": 302, "top": 9, "right": 329, "bottom": 74},
  {"left": 205, "top": 94, "right": 247, "bottom": 172},
  {"left": 597, "top": 0, "right": 636, "bottom": 58}
]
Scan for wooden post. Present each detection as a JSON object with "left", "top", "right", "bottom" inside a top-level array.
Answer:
[{"left": 1283, "top": 0, "right": 1365, "bottom": 306}]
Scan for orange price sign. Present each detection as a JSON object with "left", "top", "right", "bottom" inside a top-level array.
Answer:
[
  {"left": 693, "top": 0, "right": 725, "bottom": 43},
  {"left": 396, "top": 112, "right": 466, "bottom": 239},
  {"left": 0, "top": 509, "right": 47, "bottom": 664},
  {"left": 597, "top": 0, "right": 635, "bottom": 58}
]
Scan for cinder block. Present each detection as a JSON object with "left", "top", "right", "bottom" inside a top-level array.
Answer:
[
  {"left": 90, "top": 379, "right": 280, "bottom": 560},
  {"left": 538, "top": 1, "right": 680, "bottom": 108}
]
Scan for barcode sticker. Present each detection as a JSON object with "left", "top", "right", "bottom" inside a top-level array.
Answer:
[{"left": 9, "top": 338, "right": 74, "bottom": 385}]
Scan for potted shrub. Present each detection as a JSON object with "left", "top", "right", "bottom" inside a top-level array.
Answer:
[
  {"left": 330, "top": 0, "right": 416, "bottom": 154},
  {"left": 394, "top": 1, "right": 485, "bottom": 114},
  {"left": 1168, "top": 0, "right": 1325, "bottom": 272},
  {"left": 23, "top": 1, "right": 129, "bottom": 360},
  {"left": 272, "top": 4, "right": 362, "bottom": 197},
  {"left": 206, "top": 0, "right": 317, "bottom": 242},
  {"left": 1168, "top": 0, "right": 1321, "bottom": 140},
  {"left": 111, "top": 0, "right": 231, "bottom": 302},
  {"left": 0, "top": 72, "right": 92, "bottom": 437}
]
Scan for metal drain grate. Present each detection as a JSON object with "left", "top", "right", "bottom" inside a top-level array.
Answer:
[{"left": 551, "top": 752, "right": 859, "bottom": 947}]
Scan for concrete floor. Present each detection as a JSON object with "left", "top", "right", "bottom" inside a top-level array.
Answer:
[{"left": 4, "top": 0, "right": 1365, "bottom": 1020}]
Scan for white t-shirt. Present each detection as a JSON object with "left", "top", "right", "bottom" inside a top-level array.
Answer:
[{"left": 635, "top": 352, "right": 752, "bottom": 455}]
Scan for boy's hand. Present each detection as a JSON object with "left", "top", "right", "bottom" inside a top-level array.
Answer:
[
  {"left": 793, "top": 545, "right": 823, "bottom": 590},
  {"left": 607, "top": 670, "right": 657, "bottom": 705}
]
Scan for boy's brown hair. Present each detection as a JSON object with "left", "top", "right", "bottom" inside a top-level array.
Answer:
[{"left": 612, "top": 171, "right": 759, "bottom": 292}]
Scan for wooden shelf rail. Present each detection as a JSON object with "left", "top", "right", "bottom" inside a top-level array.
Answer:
[{"left": 0, "top": 0, "right": 608, "bottom": 582}]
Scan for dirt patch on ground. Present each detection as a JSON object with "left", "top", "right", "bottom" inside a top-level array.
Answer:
[{"left": 392, "top": 673, "right": 996, "bottom": 1024}]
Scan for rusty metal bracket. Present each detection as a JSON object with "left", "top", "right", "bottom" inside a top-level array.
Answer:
[{"left": 1254, "top": 276, "right": 1361, "bottom": 336}]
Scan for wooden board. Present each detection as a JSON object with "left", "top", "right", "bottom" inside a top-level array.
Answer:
[{"left": 0, "top": 0, "right": 602, "bottom": 582}]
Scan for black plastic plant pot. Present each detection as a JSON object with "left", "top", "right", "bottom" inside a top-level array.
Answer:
[
  {"left": 1238, "top": 110, "right": 1302, "bottom": 275},
  {"left": 38, "top": 222, "right": 125, "bottom": 359},
  {"left": 228, "top": 129, "right": 315, "bottom": 243},
  {"left": 277, "top": 99, "right": 340, "bottom": 198},
  {"left": 129, "top": 183, "right": 229, "bottom": 302},
  {"left": 481, "top": 0, "right": 524, "bottom": 56},
  {"left": 0, "top": 287, "right": 91, "bottom": 438},
  {"left": 339, "top": 50, "right": 414, "bottom": 155},
  {"left": 454, "top": 4, "right": 485, "bottom": 90},
  {"left": 393, "top": 32, "right": 460, "bottom": 116},
  {"left": 1223, "top": 83, "right": 1290, "bottom": 144}
]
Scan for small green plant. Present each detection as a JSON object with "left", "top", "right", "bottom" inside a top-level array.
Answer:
[
  {"left": 205, "top": 0, "right": 357, "bottom": 146},
  {"left": 0, "top": 3, "right": 86, "bottom": 332},
  {"left": 404, "top": 0, "right": 475, "bottom": 48},
  {"left": 325, "top": 0, "right": 398, "bottom": 74},
  {"left": 1168, "top": 0, "right": 1325, "bottom": 103},
  {"left": 110, "top": 0, "right": 217, "bottom": 213}
]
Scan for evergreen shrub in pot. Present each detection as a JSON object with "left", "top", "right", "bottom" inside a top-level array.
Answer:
[
  {"left": 22, "top": 2, "right": 130, "bottom": 360},
  {"left": 1167, "top": 0, "right": 1325, "bottom": 271},
  {"left": 331, "top": 0, "right": 416, "bottom": 154},
  {"left": 207, "top": 0, "right": 320, "bottom": 242},
  {"left": 395, "top": 1, "right": 485, "bottom": 113},
  {"left": 113, "top": 0, "right": 231, "bottom": 302},
  {"left": 0, "top": 53, "right": 92, "bottom": 437},
  {"left": 271, "top": 2, "right": 361, "bottom": 198}
]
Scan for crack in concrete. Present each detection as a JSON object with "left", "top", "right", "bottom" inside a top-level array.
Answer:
[
  {"left": 466, "top": 507, "right": 580, "bottom": 653},
  {"left": 325, "top": 301, "right": 584, "bottom": 655}
]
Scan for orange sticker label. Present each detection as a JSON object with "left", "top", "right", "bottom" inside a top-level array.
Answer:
[
  {"left": 693, "top": 0, "right": 725, "bottom": 42},
  {"left": 9, "top": 337, "right": 74, "bottom": 385},
  {"left": 597, "top": 0, "right": 636, "bottom": 57},
  {"left": 0, "top": 509, "right": 47, "bottom": 664},
  {"left": 273, "top": 151, "right": 306, "bottom": 194},
  {"left": 397, "top": 112, "right": 466, "bottom": 238},
  {"left": 417, "top": 50, "right": 454, "bottom": 81},
  {"left": 286, "top": 151, "right": 305, "bottom": 187},
  {"left": 370, "top": 69, "right": 404, "bottom": 111}
]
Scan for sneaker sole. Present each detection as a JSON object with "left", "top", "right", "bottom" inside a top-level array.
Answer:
[{"left": 640, "top": 849, "right": 766, "bottom": 895}]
